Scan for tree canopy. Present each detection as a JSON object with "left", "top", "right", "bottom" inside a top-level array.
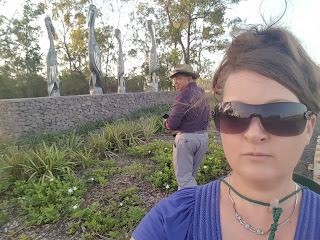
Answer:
[{"left": 0, "top": 0, "right": 243, "bottom": 99}]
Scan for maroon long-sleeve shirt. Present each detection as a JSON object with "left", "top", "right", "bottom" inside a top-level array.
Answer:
[{"left": 165, "top": 82, "right": 209, "bottom": 132}]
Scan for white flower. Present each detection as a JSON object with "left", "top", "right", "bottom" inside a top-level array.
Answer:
[
  {"left": 73, "top": 205, "right": 78, "bottom": 209},
  {"left": 50, "top": 178, "right": 54, "bottom": 181},
  {"left": 148, "top": 150, "right": 151, "bottom": 153},
  {"left": 164, "top": 148, "right": 168, "bottom": 150},
  {"left": 209, "top": 157, "right": 213, "bottom": 160},
  {"left": 90, "top": 177, "right": 94, "bottom": 181},
  {"left": 165, "top": 184, "right": 170, "bottom": 189},
  {"left": 119, "top": 202, "right": 123, "bottom": 206},
  {"left": 68, "top": 189, "right": 73, "bottom": 193},
  {"left": 203, "top": 166, "right": 208, "bottom": 169},
  {"left": 159, "top": 171, "right": 163, "bottom": 174},
  {"left": 73, "top": 187, "right": 77, "bottom": 191}
]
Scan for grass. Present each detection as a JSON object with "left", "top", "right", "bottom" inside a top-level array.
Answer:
[{"left": 0, "top": 104, "right": 228, "bottom": 239}]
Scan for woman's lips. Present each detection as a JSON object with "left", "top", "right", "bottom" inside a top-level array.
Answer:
[{"left": 243, "top": 152, "right": 271, "bottom": 161}]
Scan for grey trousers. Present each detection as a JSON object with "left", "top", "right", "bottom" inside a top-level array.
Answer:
[{"left": 173, "top": 131, "right": 209, "bottom": 190}]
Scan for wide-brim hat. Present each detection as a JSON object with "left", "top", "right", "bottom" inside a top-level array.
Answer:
[{"left": 170, "top": 64, "right": 200, "bottom": 79}]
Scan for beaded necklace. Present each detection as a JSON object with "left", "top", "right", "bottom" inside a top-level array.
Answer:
[{"left": 220, "top": 177, "right": 306, "bottom": 240}]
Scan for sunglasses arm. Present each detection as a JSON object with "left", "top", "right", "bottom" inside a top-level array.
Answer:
[{"left": 305, "top": 111, "right": 317, "bottom": 120}]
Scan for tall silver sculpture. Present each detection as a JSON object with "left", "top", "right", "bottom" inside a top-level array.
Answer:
[
  {"left": 45, "top": 17, "right": 60, "bottom": 97},
  {"left": 88, "top": 4, "right": 103, "bottom": 95},
  {"left": 147, "top": 20, "right": 158, "bottom": 92},
  {"left": 114, "top": 29, "right": 126, "bottom": 94}
]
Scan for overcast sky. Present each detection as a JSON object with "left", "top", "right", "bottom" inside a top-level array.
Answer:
[{"left": 227, "top": 0, "right": 320, "bottom": 64}]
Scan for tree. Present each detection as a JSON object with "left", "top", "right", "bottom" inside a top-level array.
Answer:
[
  {"left": 126, "top": 75, "right": 146, "bottom": 92},
  {"left": 0, "top": 0, "right": 47, "bottom": 99},
  {"left": 128, "top": 0, "right": 242, "bottom": 90},
  {"left": 155, "top": 0, "right": 241, "bottom": 66},
  {"left": 59, "top": 70, "right": 88, "bottom": 96}
]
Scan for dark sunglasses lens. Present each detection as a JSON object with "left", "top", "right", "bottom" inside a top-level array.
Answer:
[
  {"left": 214, "top": 102, "right": 308, "bottom": 136},
  {"left": 219, "top": 115, "right": 250, "bottom": 134},
  {"left": 262, "top": 115, "right": 306, "bottom": 136}
]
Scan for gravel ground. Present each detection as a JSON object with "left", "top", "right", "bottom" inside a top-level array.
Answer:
[{"left": 294, "top": 115, "right": 320, "bottom": 179}]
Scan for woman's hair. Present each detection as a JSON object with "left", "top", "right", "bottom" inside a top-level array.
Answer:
[{"left": 212, "top": 25, "right": 320, "bottom": 112}]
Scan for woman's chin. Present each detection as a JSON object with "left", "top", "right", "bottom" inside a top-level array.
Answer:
[{"left": 235, "top": 168, "right": 279, "bottom": 183}]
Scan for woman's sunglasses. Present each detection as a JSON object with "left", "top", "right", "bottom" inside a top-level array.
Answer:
[{"left": 211, "top": 102, "right": 315, "bottom": 137}]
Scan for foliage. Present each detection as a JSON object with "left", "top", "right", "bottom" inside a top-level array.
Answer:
[
  {"left": 22, "top": 143, "right": 77, "bottom": 183},
  {"left": 10, "top": 175, "right": 86, "bottom": 225},
  {"left": 88, "top": 116, "right": 163, "bottom": 157},
  {"left": 59, "top": 70, "right": 89, "bottom": 96},
  {"left": 125, "top": 75, "right": 146, "bottom": 92},
  {"left": 0, "top": 210, "right": 9, "bottom": 225},
  {"left": 72, "top": 147, "right": 100, "bottom": 169},
  {"left": 0, "top": 0, "right": 47, "bottom": 99},
  {"left": 0, "top": 105, "right": 229, "bottom": 238},
  {"left": 0, "top": 145, "right": 26, "bottom": 181},
  {"left": 69, "top": 187, "right": 147, "bottom": 239},
  {"left": 127, "top": 139, "right": 230, "bottom": 191},
  {"left": 128, "top": 0, "right": 243, "bottom": 90},
  {"left": 196, "top": 139, "right": 231, "bottom": 184},
  {"left": 83, "top": 160, "right": 120, "bottom": 185}
]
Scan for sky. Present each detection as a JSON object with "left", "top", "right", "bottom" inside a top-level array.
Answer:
[
  {"left": 226, "top": 0, "right": 320, "bottom": 64},
  {"left": 1, "top": 0, "right": 319, "bottom": 66}
]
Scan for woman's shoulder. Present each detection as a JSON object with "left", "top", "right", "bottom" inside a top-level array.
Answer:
[
  {"left": 163, "top": 179, "right": 221, "bottom": 208},
  {"left": 131, "top": 180, "right": 222, "bottom": 240},
  {"left": 301, "top": 187, "right": 320, "bottom": 206},
  {"left": 294, "top": 187, "right": 320, "bottom": 239}
]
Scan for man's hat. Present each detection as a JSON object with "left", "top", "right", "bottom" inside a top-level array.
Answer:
[{"left": 170, "top": 64, "right": 200, "bottom": 79}]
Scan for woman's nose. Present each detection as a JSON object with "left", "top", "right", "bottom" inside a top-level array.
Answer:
[{"left": 243, "top": 117, "right": 269, "bottom": 142}]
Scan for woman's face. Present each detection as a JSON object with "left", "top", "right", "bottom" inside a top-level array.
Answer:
[{"left": 221, "top": 70, "right": 316, "bottom": 183}]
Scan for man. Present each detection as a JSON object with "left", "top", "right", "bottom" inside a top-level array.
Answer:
[{"left": 164, "top": 63, "right": 210, "bottom": 190}]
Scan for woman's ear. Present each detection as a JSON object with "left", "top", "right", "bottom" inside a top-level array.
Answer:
[{"left": 306, "top": 115, "right": 317, "bottom": 143}]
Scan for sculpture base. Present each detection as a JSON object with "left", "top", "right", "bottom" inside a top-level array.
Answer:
[
  {"left": 118, "top": 87, "right": 126, "bottom": 94},
  {"left": 50, "top": 91, "right": 60, "bottom": 97},
  {"left": 90, "top": 87, "right": 103, "bottom": 95}
]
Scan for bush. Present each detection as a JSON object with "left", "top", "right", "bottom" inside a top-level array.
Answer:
[{"left": 10, "top": 174, "right": 86, "bottom": 225}]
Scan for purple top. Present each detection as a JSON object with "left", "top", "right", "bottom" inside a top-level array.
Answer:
[
  {"left": 132, "top": 179, "right": 320, "bottom": 240},
  {"left": 165, "top": 82, "right": 209, "bottom": 132}
]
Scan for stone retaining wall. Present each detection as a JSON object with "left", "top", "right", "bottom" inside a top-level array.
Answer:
[{"left": 0, "top": 91, "right": 178, "bottom": 139}]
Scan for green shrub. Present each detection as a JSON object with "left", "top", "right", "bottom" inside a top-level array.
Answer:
[
  {"left": 0, "top": 145, "right": 26, "bottom": 181},
  {"left": 10, "top": 174, "right": 86, "bottom": 225},
  {"left": 127, "top": 139, "right": 229, "bottom": 192},
  {"left": 0, "top": 210, "right": 9, "bottom": 225},
  {"left": 21, "top": 143, "right": 77, "bottom": 183},
  {"left": 196, "top": 142, "right": 231, "bottom": 184},
  {"left": 70, "top": 187, "right": 146, "bottom": 239},
  {"left": 55, "top": 130, "right": 84, "bottom": 150},
  {"left": 71, "top": 147, "right": 100, "bottom": 169},
  {"left": 83, "top": 160, "right": 120, "bottom": 185},
  {"left": 103, "top": 121, "right": 143, "bottom": 151}
]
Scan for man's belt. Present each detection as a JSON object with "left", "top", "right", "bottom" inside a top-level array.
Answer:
[{"left": 176, "top": 130, "right": 207, "bottom": 135}]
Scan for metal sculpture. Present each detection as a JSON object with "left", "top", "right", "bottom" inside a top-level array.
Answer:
[
  {"left": 147, "top": 20, "right": 158, "bottom": 92},
  {"left": 45, "top": 17, "right": 60, "bottom": 97},
  {"left": 88, "top": 4, "right": 103, "bottom": 94},
  {"left": 114, "top": 29, "right": 126, "bottom": 94}
]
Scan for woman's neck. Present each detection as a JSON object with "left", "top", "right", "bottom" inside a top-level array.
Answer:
[{"left": 228, "top": 172, "right": 297, "bottom": 206}]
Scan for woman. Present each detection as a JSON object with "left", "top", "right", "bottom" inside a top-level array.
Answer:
[{"left": 131, "top": 25, "right": 320, "bottom": 240}]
